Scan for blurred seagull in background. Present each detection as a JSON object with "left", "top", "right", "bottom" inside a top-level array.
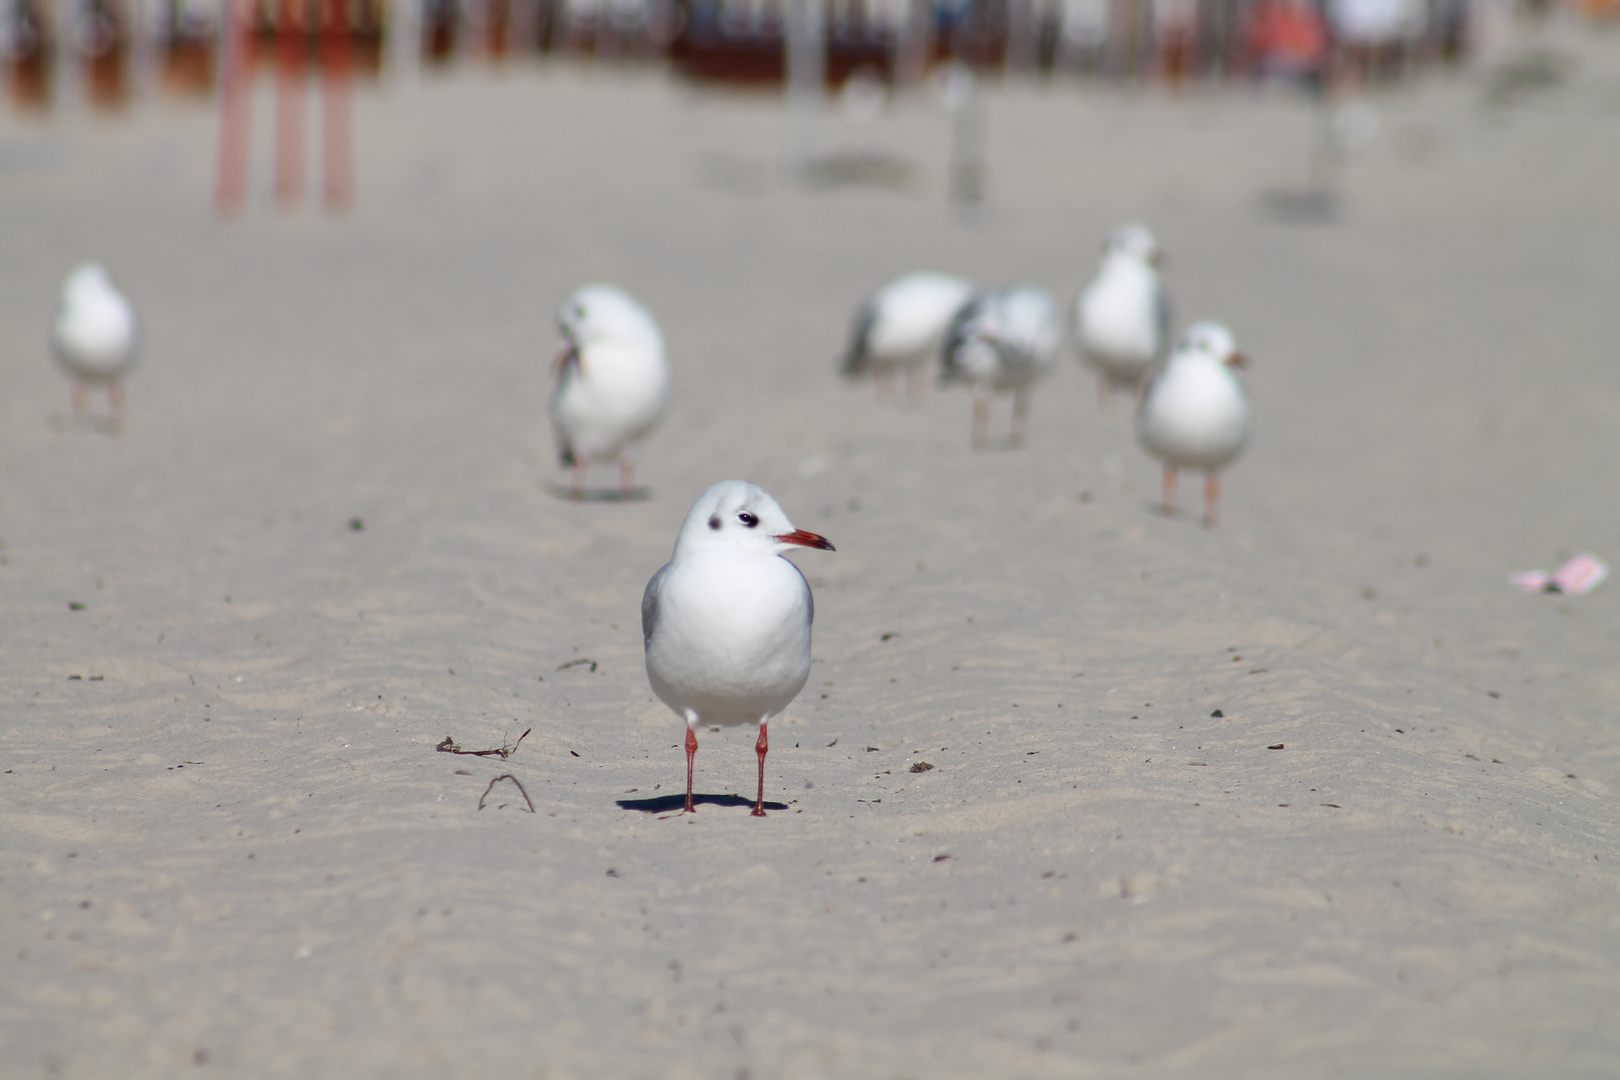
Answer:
[
  {"left": 642, "top": 480, "right": 834, "bottom": 816},
  {"left": 51, "top": 262, "right": 139, "bottom": 433},
  {"left": 940, "top": 285, "right": 1061, "bottom": 449},
  {"left": 551, "top": 284, "right": 670, "bottom": 500},
  {"left": 1137, "top": 321, "right": 1250, "bottom": 527},
  {"left": 1073, "top": 224, "right": 1172, "bottom": 405},
  {"left": 840, "top": 272, "right": 975, "bottom": 399}
]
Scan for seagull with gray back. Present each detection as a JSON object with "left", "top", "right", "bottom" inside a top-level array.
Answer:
[{"left": 642, "top": 480, "right": 835, "bottom": 815}]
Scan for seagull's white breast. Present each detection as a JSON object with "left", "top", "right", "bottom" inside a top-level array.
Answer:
[
  {"left": 1138, "top": 359, "right": 1250, "bottom": 470},
  {"left": 644, "top": 546, "right": 814, "bottom": 727},
  {"left": 552, "top": 338, "right": 670, "bottom": 462},
  {"left": 52, "top": 288, "right": 138, "bottom": 380},
  {"left": 863, "top": 274, "right": 975, "bottom": 369},
  {"left": 1076, "top": 258, "right": 1166, "bottom": 378}
]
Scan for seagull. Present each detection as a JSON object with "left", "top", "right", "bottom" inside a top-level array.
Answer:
[
  {"left": 550, "top": 284, "right": 670, "bottom": 500},
  {"left": 940, "top": 285, "right": 1060, "bottom": 449},
  {"left": 1136, "top": 321, "right": 1250, "bottom": 527},
  {"left": 642, "top": 480, "right": 834, "bottom": 816},
  {"left": 1073, "top": 224, "right": 1172, "bottom": 405},
  {"left": 51, "top": 262, "right": 139, "bottom": 432},
  {"left": 841, "top": 272, "right": 975, "bottom": 399}
]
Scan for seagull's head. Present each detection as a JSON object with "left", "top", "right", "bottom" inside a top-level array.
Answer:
[
  {"left": 556, "top": 284, "right": 659, "bottom": 352},
  {"left": 674, "top": 480, "right": 835, "bottom": 560},
  {"left": 1103, "top": 224, "right": 1163, "bottom": 268},
  {"left": 1174, "top": 321, "right": 1246, "bottom": 368},
  {"left": 62, "top": 262, "right": 115, "bottom": 302}
]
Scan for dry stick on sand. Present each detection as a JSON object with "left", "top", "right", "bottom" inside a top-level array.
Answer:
[
  {"left": 477, "top": 775, "right": 535, "bottom": 813},
  {"left": 436, "top": 728, "right": 531, "bottom": 759}
]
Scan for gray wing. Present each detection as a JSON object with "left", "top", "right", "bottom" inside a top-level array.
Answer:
[
  {"left": 937, "top": 293, "right": 985, "bottom": 384},
  {"left": 789, "top": 559, "right": 814, "bottom": 627},
  {"left": 641, "top": 562, "right": 671, "bottom": 646},
  {"left": 839, "top": 297, "right": 880, "bottom": 377},
  {"left": 551, "top": 353, "right": 581, "bottom": 466}
]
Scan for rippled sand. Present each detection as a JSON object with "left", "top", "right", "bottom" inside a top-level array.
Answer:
[{"left": 3, "top": 29, "right": 1618, "bottom": 1077}]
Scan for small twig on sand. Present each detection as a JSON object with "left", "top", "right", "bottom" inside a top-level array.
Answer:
[
  {"left": 436, "top": 728, "right": 531, "bottom": 760},
  {"left": 556, "top": 658, "right": 598, "bottom": 673},
  {"left": 478, "top": 774, "right": 535, "bottom": 813}
]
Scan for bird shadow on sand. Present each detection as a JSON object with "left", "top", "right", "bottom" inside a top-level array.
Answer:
[
  {"left": 1142, "top": 500, "right": 1212, "bottom": 528},
  {"left": 48, "top": 414, "right": 122, "bottom": 436},
  {"left": 542, "top": 482, "right": 652, "bottom": 503},
  {"left": 617, "top": 793, "right": 790, "bottom": 814},
  {"left": 972, "top": 438, "right": 1029, "bottom": 454}
]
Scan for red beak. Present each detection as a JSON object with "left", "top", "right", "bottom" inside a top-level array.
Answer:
[
  {"left": 1225, "top": 352, "right": 1249, "bottom": 369},
  {"left": 554, "top": 343, "right": 580, "bottom": 375},
  {"left": 774, "top": 529, "right": 835, "bottom": 552}
]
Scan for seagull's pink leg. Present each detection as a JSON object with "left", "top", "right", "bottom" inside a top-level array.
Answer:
[
  {"left": 1097, "top": 374, "right": 1113, "bottom": 410},
  {"left": 971, "top": 387, "right": 990, "bottom": 450},
  {"left": 752, "top": 720, "right": 768, "bottom": 817},
  {"left": 570, "top": 461, "right": 587, "bottom": 500},
  {"left": 1010, "top": 387, "right": 1030, "bottom": 446},
  {"left": 684, "top": 720, "right": 699, "bottom": 814},
  {"left": 107, "top": 380, "right": 125, "bottom": 435},
  {"left": 1203, "top": 472, "right": 1220, "bottom": 528},
  {"left": 71, "top": 381, "right": 88, "bottom": 420},
  {"left": 619, "top": 454, "right": 635, "bottom": 499},
  {"left": 1162, "top": 465, "right": 1177, "bottom": 516},
  {"left": 874, "top": 368, "right": 896, "bottom": 402},
  {"left": 904, "top": 362, "right": 927, "bottom": 399}
]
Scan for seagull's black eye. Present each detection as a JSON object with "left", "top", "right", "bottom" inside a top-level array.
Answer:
[{"left": 738, "top": 512, "right": 759, "bottom": 528}]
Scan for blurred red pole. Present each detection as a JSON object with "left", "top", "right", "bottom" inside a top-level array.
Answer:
[
  {"left": 214, "top": 0, "right": 251, "bottom": 213},
  {"left": 321, "top": 0, "right": 353, "bottom": 210},
  {"left": 275, "top": 0, "right": 306, "bottom": 207}
]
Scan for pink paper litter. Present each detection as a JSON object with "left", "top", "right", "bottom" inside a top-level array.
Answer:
[
  {"left": 1508, "top": 554, "right": 1609, "bottom": 596},
  {"left": 1550, "top": 554, "right": 1609, "bottom": 596},
  {"left": 1507, "top": 570, "right": 1550, "bottom": 594}
]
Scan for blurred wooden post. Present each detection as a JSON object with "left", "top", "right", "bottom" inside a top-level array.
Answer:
[
  {"left": 895, "top": 0, "right": 933, "bottom": 86},
  {"left": 785, "top": 0, "right": 825, "bottom": 179},
  {"left": 321, "top": 0, "right": 353, "bottom": 208},
  {"left": 944, "top": 61, "right": 983, "bottom": 204},
  {"left": 275, "top": 0, "right": 306, "bottom": 206},
  {"left": 214, "top": 0, "right": 251, "bottom": 211}
]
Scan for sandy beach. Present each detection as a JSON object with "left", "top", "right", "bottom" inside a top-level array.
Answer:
[{"left": 3, "top": 25, "right": 1619, "bottom": 1077}]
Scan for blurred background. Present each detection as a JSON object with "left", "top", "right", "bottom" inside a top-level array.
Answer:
[{"left": 3, "top": 0, "right": 1608, "bottom": 138}]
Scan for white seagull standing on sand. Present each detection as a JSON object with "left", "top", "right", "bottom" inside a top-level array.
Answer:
[
  {"left": 550, "top": 284, "right": 670, "bottom": 500},
  {"left": 841, "top": 272, "right": 976, "bottom": 399},
  {"left": 642, "top": 480, "right": 835, "bottom": 816},
  {"left": 1073, "top": 224, "right": 1172, "bottom": 404},
  {"left": 1137, "top": 321, "right": 1250, "bottom": 527},
  {"left": 51, "top": 262, "right": 140, "bottom": 432},
  {"left": 940, "top": 285, "right": 1061, "bottom": 449}
]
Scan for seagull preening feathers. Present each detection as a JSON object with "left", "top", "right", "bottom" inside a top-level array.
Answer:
[
  {"left": 841, "top": 272, "right": 975, "bottom": 399},
  {"left": 1073, "top": 224, "right": 1172, "bottom": 405},
  {"left": 51, "top": 262, "right": 139, "bottom": 432},
  {"left": 550, "top": 284, "right": 670, "bottom": 500},
  {"left": 642, "top": 481, "right": 834, "bottom": 816},
  {"left": 1137, "top": 321, "right": 1250, "bottom": 527},
  {"left": 940, "top": 285, "right": 1061, "bottom": 449}
]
